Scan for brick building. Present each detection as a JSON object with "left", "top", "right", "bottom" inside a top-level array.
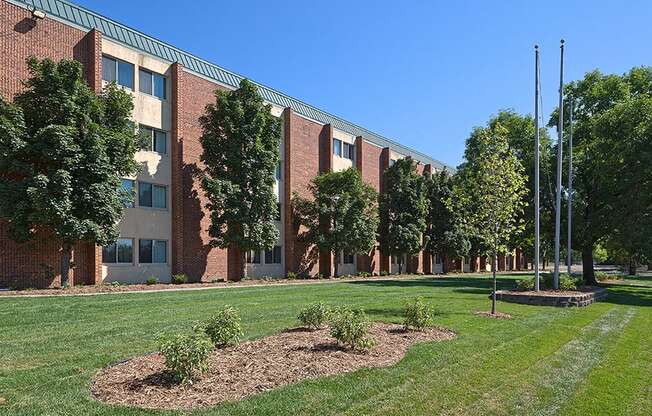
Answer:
[{"left": 0, "top": 0, "right": 458, "bottom": 288}]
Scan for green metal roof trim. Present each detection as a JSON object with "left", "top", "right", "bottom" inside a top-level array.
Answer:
[{"left": 11, "top": 0, "right": 451, "bottom": 170}]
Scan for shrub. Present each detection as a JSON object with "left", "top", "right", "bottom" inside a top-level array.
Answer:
[
  {"left": 329, "top": 307, "right": 375, "bottom": 350},
  {"left": 171, "top": 274, "right": 188, "bottom": 285},
  {"left": 516, "top": 273, "right": 581, "bottom": 291},
  {"left": 158, "top": 332, "right": 213, "bottom": 383},
  {"left": 380, "top": 270, "right": 389, "bottom": 276},
  {"left": 404, "top": 297, "right": 434, "bottom": 330},
  {"left": 146, "top": 276, "right": 158, "bottom": 285},
  {"left": 595, "top": 271, "right": 623, "bottom": 282},
  {"left": 109, "top": 281, "right": 122, "bottom": 287},
  {"left": 194, "top": 306, "right": 243, "bottom": 348},
  {"left": 357, "top": 271, "right": 371, "bottom": 278},
  {"left": 516, "top": 277, "right": 534, "bottom": 291},
  {"left": 298, "top": 302, "right": 331, "bottom": 329},
  {"left": 286, "top": 271, "right": 297, "bottom": 280}
]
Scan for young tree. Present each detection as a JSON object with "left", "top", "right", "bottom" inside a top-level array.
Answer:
[
  {"left": 293, "top": 168, "right": 379, "bottom": 277},
  {"left": 199, "top": 79, "right": 281, "bottom": 279},
  {"left": 450, "top": 123, "right": 527, "bottom": 314},
  {"left": 0, "top": 57, "right": 140, "bottom": 286},
  {"left": 424, "top": 169, "right": 470, "bottom": 273},
  {"left": 379, "top": 158, "right": 427, "bottom": 274}
]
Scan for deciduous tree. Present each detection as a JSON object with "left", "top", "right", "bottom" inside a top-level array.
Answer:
[
  {"left": 0, "top": 57, "right": 140, "bottom": 286},
  {"left": 199, "top": 79, "right": 281, "bottom": 279}
]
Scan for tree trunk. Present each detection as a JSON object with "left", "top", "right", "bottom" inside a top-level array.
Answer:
[
  {"left": 582, "top": 245, "right": 597, "bottom": 285},
  {"left": 61, "top": 243, "right": 72, "bottom": 288},
  {"left": 442, "top": 255, "right": 448, "bottom": 274},
  {"left": 398, "top": 257, "right": 403, "bottom": 275},
  {"left": 628, "top": 256, "right": 637, "bottom": 276},
  {"left": 334, "top": 251, "right": 339, "bottom": 278},
  {"left": 241, "top": 251, "right": 247, "bottom": 280},
  {"left": 491, "top": 250, "right": 497, "bottom": 315}
]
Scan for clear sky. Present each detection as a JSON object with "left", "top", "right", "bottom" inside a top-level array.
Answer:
[{"left": 74, "top": 0, "right": 652, "bottom": 167}]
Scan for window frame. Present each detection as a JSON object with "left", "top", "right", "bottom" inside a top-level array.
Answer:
[
  {"left": 265, "top": 245, "right": 282, "bottom": 264},
  {"left": 138, "top": 181, "right": 167, "bottom": 209},
  {"left": 246, "top": 250, "right": 261, "bottom": 264},
  {"left": 138, "top": 239, "right": 168, "bottom": 264},
  {"left": 101, "top": 55, "right": 134, "bottom": 89},
  {"left": 139, "top": 125, "right": 168, "bottom": 155},
  {"left": 138, "top": 67, "right": 167, "bottom": 100},
  {"left": 343, "top": 142, "right": 355, "bottom": 161},
  {"left": 102, "top": 238, "right": 134, "bottom": 265},
  {"left": 333, "top": 138, "right": 342, "bottom": 157},
  {"left": 121, "top": 178, "right": 135, "bottom": 208}
]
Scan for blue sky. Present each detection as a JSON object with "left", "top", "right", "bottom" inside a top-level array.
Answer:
[{"left": 74, "top": 0, "right": 652, "bottom": 167}]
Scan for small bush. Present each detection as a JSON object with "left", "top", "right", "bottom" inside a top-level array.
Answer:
[
  {"left": 286, "top": 272, "right": 297, "bottom": 280},
  {"left": 298, "top": 302, "right": 331, "bottom": 329},
  {"left": 158, "top": 332, "right": 213, "bottom": 383},
  {"left": 516, "top": 277, "right": 534, "bottom": 291},
  {"left": 171, "top": 274, "right": 188, "bottom": 285},
  {"left": 380, "top": 270, "right": 389, "bottom": 276},
  {"left": 194, "top": 306, "right": 243, "bottom": 348},
  {"left": 404, "top": 297, "right": 434, "bottom": 330},
  {"left": 146, "top": 276, "right": 158, "bottom": 285},
  {"left": 357, "top": 271, "right": 371, "bottom": 278},
  {"left": 595, "top": 271, "right": 623, "bottom": 282},
  {"left": 516, "top": 273, "right": 581, "bottom": 291},
  {"left": 313, "top": 273, "right": 324, "bottom": 280},
  {"left": 329, "top": 307, "right": 375, "bottom": 350},
  {"left": 109, "top": 281, "right": 122, "bottom": 287}
]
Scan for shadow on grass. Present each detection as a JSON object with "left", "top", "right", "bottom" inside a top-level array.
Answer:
[
  {"left": 603, "top": 284, "right": 652, "bottom": 307},
  {"left": 347, "top": 277, "right": 519, "bottom": 291}
]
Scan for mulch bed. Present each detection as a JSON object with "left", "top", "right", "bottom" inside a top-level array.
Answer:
[
  {"left": 474, "top": 311, "right": 513, "bottom": 319},
  {"left": 90, "top": 323, "right": 456, "bottom": 410}
]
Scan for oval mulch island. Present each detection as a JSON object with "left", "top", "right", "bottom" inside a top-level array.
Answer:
[{"left": 91, "top": 323, "right": 455, "bottom": 410}]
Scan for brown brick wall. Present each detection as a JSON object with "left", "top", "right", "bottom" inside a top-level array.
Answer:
[
  {"left": 0, "top": 1, "right": 101, "bottom": 288},
  {"left": 355, "top": 139, "right": 382, "bottom": 274}
]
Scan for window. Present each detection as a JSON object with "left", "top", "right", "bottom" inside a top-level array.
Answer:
[
  {"left": 138, "top": 182, "right": 167, "bottom": 209},
  {"left": 434, "top": 253, "right": 441, "bottom": 264},
  {"left": 333, "top": 138, "right": 342, "bottom": 157},
  {"left": 139, "top": 125, "right": 167, "bottom": 154},
  {"left": 343, "top": 252, "right": 355, "bottom": 264},
  {"left": 139, "top": 68, "right": 167, "bottom": 99},
  {"left": 121, "top": 179, "right": 135, "bottom": 208},
  {"left": 343, "top": 142, "right": 355, "bottom": 161},
  {"left": 275, "top": 202, "right": 282, "bottom": 221},
  {"left": 275, "top": 162, "right": 282, "bottom": 181},
  {"left": 139, "top": 239, "right": 167, "bottom": 263},
  {"left": 265, "top": 246, "right": 282, "bottom": 264},
  {"left": 102, "top": 55, "right": 134, "bottom": 89},
  {"left": 389, "top": 159, "right": 397, "bottom": 167},
  {"left": 102, "top": 238, "right": 133, "bottom": 264},
  {"left": 246, "top": 250, "right": 261, "bottom": 264}
]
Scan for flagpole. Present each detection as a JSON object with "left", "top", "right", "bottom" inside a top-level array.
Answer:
[
  {"left": 567, "top": 100, "right": 573, "bottom": 275},
  {"left": 534, "top": 44, "right": 541, "bottom": 291},
  {"left": 553, "top": 39, "right": 565, "bottom": 290}
]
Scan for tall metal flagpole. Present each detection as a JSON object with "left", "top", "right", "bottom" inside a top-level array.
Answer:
[
  {"left": 553, "top": 39, "right": 565, "bottom": 290},
  {"left": 534, "top": 45, "right": 541, "bottom": 291},
  {"left": 567, "top": 100, "right": 573, "bottom": 275}
]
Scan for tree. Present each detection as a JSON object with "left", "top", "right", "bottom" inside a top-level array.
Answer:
[
  {"left": 0, "top": 57, "right": 140, "bottom": 286},
  {"left": 379, "top": 158, "right": 427, "bottom": 274},
  {"left": 450, "top": 123, "right": 527, "bottom": 314},
  {"left": 549, "top": 67, "right": 652, "bottom": 284},
  {"left": 293, "top": 168, "right": 379, "bottom": 277},
  {"left": 424, "top": 169, "right": 470, "bottom": 273},
  {"left": 199, "top": 79, "right": 281, "bottom": 279}
]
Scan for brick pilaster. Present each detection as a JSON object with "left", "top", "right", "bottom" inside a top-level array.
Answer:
[
  {"left": 170, "top": 62, "right": 184, "bottom": 276},
  {"left": 379, "top": 147, "right": 391, "bottom": 274}
]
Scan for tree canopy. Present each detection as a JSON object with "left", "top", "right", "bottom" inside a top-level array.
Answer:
[
  {"left": 0, "top": 57, "right": 140, "bottom": 286},
  {"left": 379, "top": 158, "right": 427, "bottom": 274},
  {"left": 293, "top": 168, "right": 379, "bottom": 277},
  {"left": 199, "top": 79, "right": 281, "bottom": 279}
]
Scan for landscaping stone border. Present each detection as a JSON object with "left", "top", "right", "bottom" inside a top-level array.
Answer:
[{"left": 494, "top": 287, "right": 607, "bottom": 307}]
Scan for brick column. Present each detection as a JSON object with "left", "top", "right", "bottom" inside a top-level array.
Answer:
[
  {"left": 170, "top": 62, "right": 185, "bottom": 277},
  {"left": 282, "top": 108, "right": 294, "bottom": 276},
  {"left": 422, "top": 163, "right": 433, "bottom": 275},
  {"left": 318, "top": 124, "right": 335, "bottom": 276},
  {"left": 379, "top": 147, "right": 391, "bottom": 274}
]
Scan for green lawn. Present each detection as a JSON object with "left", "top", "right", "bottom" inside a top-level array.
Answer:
[{"left": 1, "top": 274, "right": 650, "bottom": 416}]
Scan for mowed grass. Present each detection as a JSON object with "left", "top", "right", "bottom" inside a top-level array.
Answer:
[{"left": 1, "top": 274, "right": 651, "bottom": 416}]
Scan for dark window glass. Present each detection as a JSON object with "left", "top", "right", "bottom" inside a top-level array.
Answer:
[
  {"left": 154, "top": 130, "right": 167, "bottom": 154},
  {"left": 275, "top": 162, "right": 281, "bottom": 180},
  {"left": 139, "top": 182, "right": 152, "bottom": 207},
  {"left": 102, "top": 56, "right": 116, "bottom": 82},
  {"left": 274, "top": 246, "right": 282, "bottom": 263},
  {"left": 139, "top": 69, "right": 152, "bottom": 95},
  {"left": 117, "top": 239, "right": 133, "bottom": 263},
  {"left": 275, "top": 202, "right": 281, "bottom": 221},
  {"left": 102, "top": 243, "right": 116, "bottom": 263},
  {"left": 333, "top": 138, "right": 342, "bottom": 156},
  {"left": 264, "top": 246, "right": 282, "bottom": 264},
  {"left": 153, "top": 185, "right": 167, "bottom": 209},
  {"left": 139, "top": 239, "right": 153, "bottom": 263},
  {"left": 153, "top": 240, "right": 167, "bottom": 263},
  {"left": 343, "top": 252, "right": 354, "bottom": 264},
  {"left": 117, "top": 60, "right": 134, "bottom": 89},
  {"left": 121, "top": 179, "right": 135, "bottom": 208},
  {"left": 153, "top": 73, "right": 166, "bottom": 99},
  {"left": 246, "top": 250, "right": 261, "bottom": 264}
]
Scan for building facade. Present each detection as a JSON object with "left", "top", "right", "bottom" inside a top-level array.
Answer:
[{"left": 0, "top": 0, "right": 454, "bottom": 288}]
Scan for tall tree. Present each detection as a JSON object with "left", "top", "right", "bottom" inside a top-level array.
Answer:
[
  {"left": 549, "top": 67, "right": 652, "bottom": 284},
  {"left": 379, "top": 158, "right": 427, "bottom": 274},
  {"left": 199, "top": 79, "right": 281, "bottom": 279},
  {"left": 0, "top": 57, "right": 140, "bottom": 286},
  {"left": 293, "top": 168, "right": 379, "bottom": 277},
  {"left": 424, "top": 169, "right": 470, "bottom": 273},
  {"left": 450, "top": 123, "right": 527, "bottom": 314}
]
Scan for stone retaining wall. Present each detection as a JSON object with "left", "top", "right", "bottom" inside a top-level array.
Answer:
[{"left": 494, "top": 287, "right": 608, "bottom": 307}]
